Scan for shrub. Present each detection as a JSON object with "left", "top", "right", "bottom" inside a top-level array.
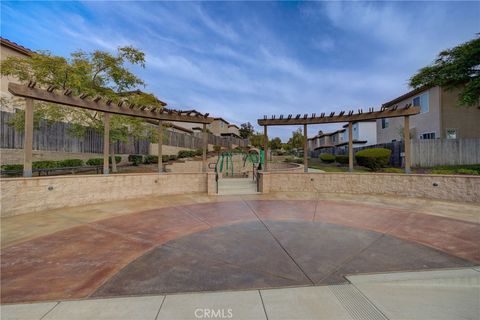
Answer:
[
  {"left": 144, "top": 155, "right": 159, "bottom": 164},
  {"left": 86, "top": 156, "right": 120, "bottom": 166},
  {"left": 169, "top": 155, "right": 178, "bottom": 161},
  {"left": 32, "top": 160, "right": 58, "bottom": 169},
  {"left": 178, "top": 150, "right": 197, "bottom": 158},
  {"left": 355, "top": 148, "right": 391, "bottom": 171},
  {"left": 1, "top": 164, "right": 23, "bottom": 171},
  {"left": 431, "top": 169, "right": 455, "bottom": 175},
  {"left": 58, "top": 159, "right": 84, "bottom": 167},
  {"left": 335, "top": 155, "right": 349, "bottom": 165},
  {"left": 213, "top": 145, "right": 221, "bottom": 152},
  {"left": 128, "top": 154, "right": 143, "bottom": 166},
  {"left": 456, "top": 169, "right": 479, "bottom": 175},
  {"left": 86, "top": 158, "right": 102, "bottom": 166},
  {"left": 320, "top": 153, "right": 335, "bottom": 163},
  {"left": 382, "top": 167, "right": 404, "bottom": 173},
  {"left": 195, "top": 149, "right": 203, "bottom": 156}
]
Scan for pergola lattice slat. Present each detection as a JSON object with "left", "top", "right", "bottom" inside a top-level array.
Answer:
[
  {"left": 8, "top": 83, "right": 213, "bottom": 124},
  {"left": 258, "top": 106, "right": 420, "bottom": 126},
  {"left": 257, "top": 104, "right": 420, "bottom": 174}
]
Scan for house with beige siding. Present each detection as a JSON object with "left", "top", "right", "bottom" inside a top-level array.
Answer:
[
  {"left": 377, "top": 86, "right": 480, "bottom": 143},
  {"left": 0, "top": 37, "right": 33, "bottom": 111}
]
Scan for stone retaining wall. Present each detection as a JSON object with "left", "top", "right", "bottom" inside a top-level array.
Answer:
[
  {"left": 260, "top": 172, "right": 480, "bottom": 203},
  {"left": 0, "top": 173, "right": 207, "bottom": 217}
]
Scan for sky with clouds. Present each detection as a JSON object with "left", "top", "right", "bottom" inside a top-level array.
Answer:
[{"left": 1, "top": 1, "right": 479, "bottom": 140}]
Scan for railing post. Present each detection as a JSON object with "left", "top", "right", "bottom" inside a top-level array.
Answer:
[
  {"left": 202, "top": 123, "right": 207, "bottom": 172},
  {"left": 303, "top": 124, "right": 308, "bottom": 173},
  {"left": 263, "top": 125, "right": 268, "bottom": 172},
  {"left": 103, "top": 112, "right": 110, "bottom": 175},
  {"left": 23, "top": 98, "right": 34, "bottom": 177},
  {"left": 158, "top": 120, "right": 163, "bottom": 173},
  {"left": 348, "top": 122, "right": 353, "bottom": 172},
  {"left": 404, "top": 115, "right": 411, "bottom": 173}
]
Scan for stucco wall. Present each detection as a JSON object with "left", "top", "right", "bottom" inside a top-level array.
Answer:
[
  {"left": 0, "top": 173, "right": 207, "bottom": 217},
  {"left": 441, "top": 88, "right": 480, "bottom": 139},
  {"left": 377, "top": 86, "right": 442, "bottom": 143},
  {"left": 260, "top": 172, "right": 480, "bottom": 203}
]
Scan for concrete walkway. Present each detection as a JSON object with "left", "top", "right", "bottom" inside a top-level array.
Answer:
[{"left": 2, "top": 268, "right": 479, "bottom": 320}]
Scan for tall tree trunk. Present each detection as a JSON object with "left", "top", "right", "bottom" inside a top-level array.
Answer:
[{"left": 110, "top": 142, "right": 118, "bottom": 173}]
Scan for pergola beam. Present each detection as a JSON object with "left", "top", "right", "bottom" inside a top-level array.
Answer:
[
  {"left": 258, "top": 106, "right": 420, "bottom": 126},
  {"left": 9, "top": 83, "right": 214, "bottom": 124}
]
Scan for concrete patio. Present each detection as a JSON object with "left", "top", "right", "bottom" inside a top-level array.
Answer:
[
  {"left": 1, "top": 192, "right": 479, "bottom": 319},
  {"left": 2, "top": 268, "right": 479, "bottom": 320}
]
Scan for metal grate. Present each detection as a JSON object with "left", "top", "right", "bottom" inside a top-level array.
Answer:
[{"left": 329, "top": 284, "right": 388, "bottom": 320}]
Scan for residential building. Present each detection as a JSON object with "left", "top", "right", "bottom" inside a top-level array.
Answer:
[
  {"left": 377, "top": 86, "right": 480, "bottom": 143},
  {"left": 1, "top": 37, "right": 34, "bottom": 111},
  {"left": 337, "top": 121, "right": 377, "bottom": 149},
  {"left": 307, "top": 121, "right": 376, "bottom": 152}
]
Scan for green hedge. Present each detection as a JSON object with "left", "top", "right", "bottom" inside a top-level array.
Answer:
[
  {"left": 335, "top": 155, "right": 349, "bottom": 165},
  {"left": 213, "top": 145, "right": 221, "bottom": 152},
  {"left": 355, "top": 148, "right": 391, "bottom": 171},
  {"left": 85, "top": 156, "right": 121, "bottom": 166},
  {"left": 128, "top": 154, "right": 143, "bottom": 166},
  {"left": 144, "top": 155, "right": 158, "bottom": 164},
  {"left": 1, "top": 159, "right": 85, "bottom": 172},
  {"left": 320, "top": 153, "right": 335, "bottom": 163},
  {"left": 178, "top": 149, "right": 202, "bottom": 159},
  {"left": 1, "top": 164, "right": 23, "bottom": 171}
]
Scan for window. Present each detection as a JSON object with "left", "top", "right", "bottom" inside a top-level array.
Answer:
[
  {"left": 446, "top": 129, "right": 457, "bottom": 139},
  {"left": 413, "top": 93, "right": 429, "bottom": 113},
  {"left": 420, "top": 132, "right": 436, "bottom": 139},
  {"left": 381, "top": 118, "right": 389, "bottom": 129}
]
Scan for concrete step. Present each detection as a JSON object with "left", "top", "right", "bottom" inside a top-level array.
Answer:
[{"left": 217, "top": 178, "right": 258, "bottom": 195}]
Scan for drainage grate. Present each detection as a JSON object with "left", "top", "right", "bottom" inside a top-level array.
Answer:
[{"left": 329, "top": 284, "right": 388, "bottom": 320}]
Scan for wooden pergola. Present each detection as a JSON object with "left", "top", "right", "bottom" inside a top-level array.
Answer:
[
  {"left": 257, "top": 105, "right": 421, "bottom": 173},
  {"left": 8, "top": 82, "right": 214, "bottom": 177}
]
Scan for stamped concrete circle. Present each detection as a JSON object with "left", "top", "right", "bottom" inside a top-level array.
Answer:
[{"left": 1, "top": 199, "right": 478, "bottom": 303}]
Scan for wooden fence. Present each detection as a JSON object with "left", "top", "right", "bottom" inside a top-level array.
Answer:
[
  {"left": 310, "top": 138, "right": 480, "bottom": 168},
  {"left": 1, "top": 111, "right": 248, "bottom": 155},
  {"left": 411, "top": 138, "right": 480, "bottom": 167}
]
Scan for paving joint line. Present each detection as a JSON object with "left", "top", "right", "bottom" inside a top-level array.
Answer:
[
  {"left": 154, "top": 295, "right": 166, "bottom": 320},
  {"left": 317, "top": 233, "right": 386, "bottom": 284},
  {"left": 257, "top": 290, "right": 269, "bottom": 320},
  {"left": 242, "top": 198, "right": 316, "bottom": 285},
  {"left": 39, "top": 301, "right": 60, "bottom": 320}
]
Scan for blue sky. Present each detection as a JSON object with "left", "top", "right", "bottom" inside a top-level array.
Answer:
[{"left": 1, "top": 1, "right": 479, "bottom": 141}]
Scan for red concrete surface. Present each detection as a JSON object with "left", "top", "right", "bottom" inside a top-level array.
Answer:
[{"left": 1, "top": 199, "right": 479, "bottom": 304}]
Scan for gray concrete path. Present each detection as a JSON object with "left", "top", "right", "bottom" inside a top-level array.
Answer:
[{"left": 2, "top": 268, "right": 479, "bottom": 320}]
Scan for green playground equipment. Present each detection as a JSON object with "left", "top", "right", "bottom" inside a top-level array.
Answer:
[
  {"left": 215, "top": 152, "right": 234, "bottom": 176},
  {"left": 214, "top": 149, "right": 264, "bottom": 177}
]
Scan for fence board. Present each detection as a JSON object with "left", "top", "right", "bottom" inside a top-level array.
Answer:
[
  {"left": 1, "top": 111, "right": 248, "bottom": 155},
  {"left": 411, "top": 138, "right": 480, "bottom": 167}
]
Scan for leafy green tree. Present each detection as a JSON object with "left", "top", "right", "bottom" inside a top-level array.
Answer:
[
  {"left": 1, "top": 47, "right": 164, "bottom": 172},
  {"left": 410, "top": 35, "right": 480, "bottom": 107},
  {"left": 268, "top": 137, "right": 282, "bottom": 150},
  {"left": 287, "top": 128, "right": 305, "bottom": 149},
  {"left": 239, "top": 122, "right": 254, "bottom": 139},
  {"left": 249, "top": 132, "right": 264, "bottom": 148}
]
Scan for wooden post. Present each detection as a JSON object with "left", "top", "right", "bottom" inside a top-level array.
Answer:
[
  {"left": 303, "top": 124, "right": 308, "bottom": 173},
  {"left": 202, "top": 123, "right": 207, "bottom": 172},
  {"left": 348, "top": 122, "right": 353, "bottom": 172},
  {"left": 404, "top": 115, "right": 411, "bottom": 174},
  {"left": 23, "top": 98, "right": 34, "bottom": 177},
  {"left": 103, "top": 112, "right": 110, "bottom": 175},
  {"left": 158, "top": 120, "right": 163, "bottom": 173},
  {"left": 263, "top": 125, "right": 268, "bottom": 172}
]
